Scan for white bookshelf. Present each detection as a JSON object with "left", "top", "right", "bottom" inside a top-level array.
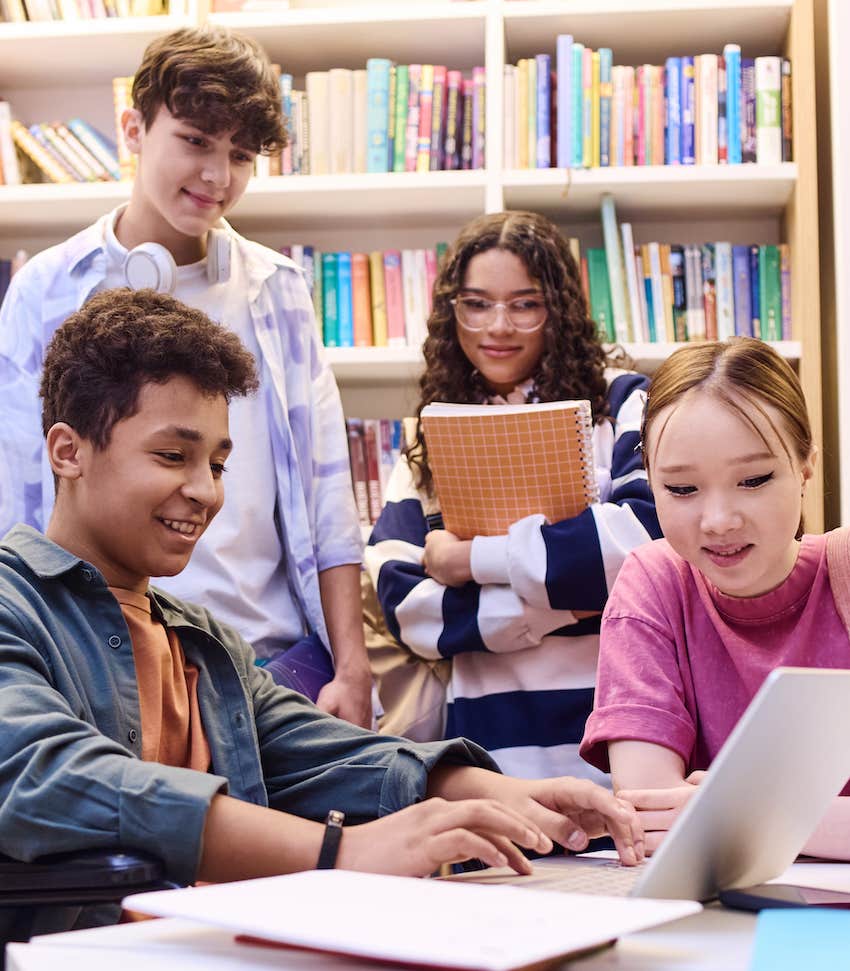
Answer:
[{"left": 0, "top": 0, "right": 824, "bottom": 526}]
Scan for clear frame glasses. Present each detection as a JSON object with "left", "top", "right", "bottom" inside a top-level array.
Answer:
[{"left": 450, "top": 295, "right": 548, "bottom": 332}]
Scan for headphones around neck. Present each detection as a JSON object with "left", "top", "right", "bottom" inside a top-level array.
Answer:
[{"left": 122, "top": 229, "right": 231, "bottom": 294}]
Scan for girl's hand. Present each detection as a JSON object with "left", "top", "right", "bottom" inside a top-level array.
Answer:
[
  {"left": 336, "top": 797, "right": 551, "bottom": 876},
  {"left": 615, "top": 771, "right": 704, "bottom": 854},
  {"left": 423, "top": 530, "right": 473, "bottom": 586}
]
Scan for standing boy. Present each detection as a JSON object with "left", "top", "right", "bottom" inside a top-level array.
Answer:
[
  {"left": 0, "top": 26, "right": 371, "bottom": 725},
  {"left": 0, "top": 288, "right": 642, "bottom": 935}
]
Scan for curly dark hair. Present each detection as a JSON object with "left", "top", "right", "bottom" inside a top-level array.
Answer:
[
  {"left": 132, "top": 25, "right": 286, "bottom": 155},
  {"left": 408, "top": 210, "right": 610, "bottom": 495},
  {"left": 40, "top": 288, "right": 259, "bottom": 449}
]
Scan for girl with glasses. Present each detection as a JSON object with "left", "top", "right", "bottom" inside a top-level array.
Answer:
[{"left": 365, "top": 210, "right": 661, "bottom": 781}]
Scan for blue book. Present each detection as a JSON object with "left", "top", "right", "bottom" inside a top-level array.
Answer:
[
  {"left": 732, "top": 245, "right": 752, "bottom": 336},
  {"left": 749, "top": 243, "right": 761, "bottom": 337},
  {"left": 724, "top": 44, "right": 742, "bottom": 163},
  {"left": 598, "top": 48, "right": 613, "bottom": 167},
  {"left": 571, "top": 43, "right": 584, "bottom": 169},
  {"left": 665, "top": 57, "right": 681, "bottom": 164},
  {"left": 321, "top": 253, "right": 339, "bottom": 348},
  {"left": 386, "top": 64, "right": 396, "bottom": 172},
  {"left": 535, "top": 53, "right": 551, "bottom": 168},
  {"left": 336, "top": 252, "right": 354, "bottom": 347},
  {"left": 643, "top": 274, "right": 656, "bottom": 343},
  {"left": 366, "top": 58, "right": 392, "bottom": 173},
  {"left": 555, "top": 34, "right": 573, "bottom": 168},
  {"left": 279, "top": 73, "right": 293, "bottom": 167},
  {"left": 680, "top": 56, "right": 695, "bottom": 165}
]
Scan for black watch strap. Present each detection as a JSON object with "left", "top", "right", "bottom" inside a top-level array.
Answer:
[{"left": 316, "top": 809, "right": 345, "bottom": 869}]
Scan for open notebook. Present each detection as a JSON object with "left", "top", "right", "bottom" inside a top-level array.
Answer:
[
  {"left": 124, "top": 870, "right": 699, "bottom": 971},
  {"left": 421, "top": 400, "right": 598, "bottom": 539}
]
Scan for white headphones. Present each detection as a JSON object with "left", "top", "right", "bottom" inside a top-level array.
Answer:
[{"left": 122, "top": 229, "right": 231, "bottom": 294}]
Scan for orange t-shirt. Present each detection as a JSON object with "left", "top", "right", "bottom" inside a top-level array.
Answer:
[{"left": 110, "top": 587, "right": 211, "bottom": 772}]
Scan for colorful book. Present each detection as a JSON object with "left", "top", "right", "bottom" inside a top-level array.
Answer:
[
  {"left": 680, "top": 57, "right": 696, "bottom": 165},
  {"left": 321, "top": 252, "right": 339, "bottom": 348},
  {"left": 392, "top": 64, "right": 409, "bottom": 173},
  {"left": 405, "top": 64, "right": 422, "bottom": 172},
  {"left": 698, "top": 54, "right": 718, "bottom": 165},
  {"left": 353, "top": 69, "right": 368, "bottom": 174},
  {"left": 472, "top": 65, "right": 486, "bottom": 169},
  {"left": 780, "top": 242, "right": 792, "bottom": 339},
  {"left": 717, "top": 54, "right": 728, "bottom": 164},
  {"left": 385, "top": 64, "right": 396, "bottom": 172},
  {"left": 781, "top": 59, "right": 793, "bottom": 162},
  {"left": 336, "top": 252, "right": 354, "bottom": 347},
  {"left": 555, "top": 34, "right": 574, "bottom": 168},
  {"left": 346, "top": 418, "right": 371, "bottom": 527},
  {"left": 732, "top": 244, "right": 753, "bottom": 336},
  {"left": 665, "top": 57, "right": 681, "bottom": 165},
  {"left": 749, "top": 243, "right": 761, "bottom": 337},
  {"left": 444, "top": 69, "right": 463, "bottom": 171},
  {"left": 755, "top": 55, "right": 782, "bottom": 165},
  {"left": 416, "top": 64, "right": 434, "bottom": 173},
  {"left": 620, "top": 222, "right": 645, "bottom": 341},
  {"left": 572, "top": 43, "right": 584, "bottom": 168},
  {"left": 366, "top": 57, "right": 392, "bottom": 173},
  {"left": 741, "top": 58, "right": 757, "bottom": 163},
  {"left": 305, "top": 71, "right": 330, "bottom": 175},
  {"left": 368, "top": 251, "right": 388, "bottom": 346},
  {"left": 517, "top": 59, "right": 529, "bottom": 169},
  {"left": 351, "top": 253, "right": 372, "bottom": 347},
  {"left": 598, "top": 48, "right": 613, "bottom": 167},
  {"left": 701, "top": 243, "right": 718, "bottom": 341},
  {"left": 10, "top": 119, "right": 72, "bottom": 182},
  {"left": 535, "top": 53, "right": 551, "bottom": 169},
  {"left": 460, "top": 77, "right": 474, "bottom": 169},
  {"left": 429, "top": 65, "right": 447, "bottom": 171},
  {"left": 684, "top": 244, "right": 706, "bottom": 341},
  {"left": 714, "top": 241, "right": 735, "bottom": 339},
  {"left": 363, "top": 419, "right": 383, "bottom": 524},
  {"left": 420, "top": 400, "right": 600, "bottom": 539},
  {"left": 669, "top": 245, "right": 687, "bottom": 341},
  {"left": 382, "top": 250, "right": 406, "bottom": 346},
  {"left": 586, "top": 248, "right": 614, "bottom": 341},
  {"left": 582, "top": 47, "right": 593, "bottom": 167},
  {"left": 759, "top": 244, "right": 782, "bottom": 340},
  {"left": 724, "top": 44, "right": 742, "bottom": 164}
]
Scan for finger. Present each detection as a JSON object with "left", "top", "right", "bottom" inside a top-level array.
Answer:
[
  {"left": 636, "top": 808, "right": 680, "bottom": 832},
  {"left": 426, "top": 829, "right": 509, "bottom": 871},
  {"left": 443, "top": 799, "right": 551, "bottom": 853},
  {"left": 685, "top": 770, "right": 707, "bottom": 785},
  {"left": 554, "top": 781, "right": 643, "bottom": 865}
]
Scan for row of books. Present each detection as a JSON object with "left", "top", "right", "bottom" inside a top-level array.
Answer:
[
  {"left": 0, "top": 249, "right": 26, "bottom": 305},
  {"left": 281, "top": 244, "right": 448, "bottom": 350},
  {"left": 507, "top": 40, "right": 791, "bottom": 170},
  {"left": 346, "top": 417, "right": 404, "bottom": 527},
  {"left": 256, "top": 61, "right": 486, "bottom": 178},
  {"left": 1, "top": 112, "right": 121, "bottom": 185},
  {"left": 590, "top": 195, "right": 790, "bottom": 345},
  {"left": 0, "top": 0, "right": 175, "bottom": 20}
]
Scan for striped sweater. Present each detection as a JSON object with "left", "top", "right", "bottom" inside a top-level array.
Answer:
[{"left": 365, "top": 369, "right": 660, "bottom": 781}]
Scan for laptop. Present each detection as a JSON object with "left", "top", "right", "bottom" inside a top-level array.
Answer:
[{"left": 449, "top": 667, "right": 850, "bottom": 902}]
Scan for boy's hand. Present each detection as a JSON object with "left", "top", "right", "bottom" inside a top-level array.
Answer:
[
  {"left": 428, "top": 767, "right": 644, "bottom": 867},
  {"left": 423, "top": 530, "right": 473, "bottom": 587},
  {"left": 616, "top": 770, "right": 705, "bottom": 855},
  {"left": 316, "top": 668, "right": 373, "bottom": 728},
  {"left": 336, "top": 797, "right": 551, "bottom": 877}
]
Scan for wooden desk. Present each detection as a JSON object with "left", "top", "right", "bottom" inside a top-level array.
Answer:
[{"left": 7, "top": 862, "right": 850, "bottom": 971}]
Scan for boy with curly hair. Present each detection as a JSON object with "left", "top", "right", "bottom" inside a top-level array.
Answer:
[
  {"left": 0, "top": 288, "right": 642, "bottom": 935},
  {"left": 0, "top": 26, "right": 371, "bottom": 726}
]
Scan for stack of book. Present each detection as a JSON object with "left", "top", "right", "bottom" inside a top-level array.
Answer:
[
  {"left": 345, "top": 417, "right": 403, "bottom": 527},
  {"left": 282, "top": 244, "right": 448, "bottom": 350},
  {"left": 0, "top": 0, "right": 178, "bottom": 19},
  {"left": 5, "top": 114, "right": 121, "bottom": 184},
  {"left": 583, "top": 195, "right": 790, "bottom": 344},
  {"left": 505, "top": 40, "right": 791, "bottom": 169}
]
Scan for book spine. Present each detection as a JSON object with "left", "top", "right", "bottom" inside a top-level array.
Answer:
[
  {"left": 424, "top": 248, "right": 438, "bottom": 318},
  {"left": 600, "top": 193, "right": 630, "bottom": 342},
  {"left": 732, "top": 244, "right": 753, "bottom": 336},
  {"left": 345, "top": 419, "right": 371, "bottom": 527},
  {"left": 755, "top": 56, "right": 782, "bottom": 165},
  {"left": 351, "top": 252, "right": 372, "bottom": 347},
  {"left": 724, "top": 44, "right": 742, "bottom": 164},
  {"left": 392, "top": 64, "right": 409, "bottom": 173},
  {"left": 385, "top": 63, "right": 396, "bottom": 172},
  {"left": 363, "top": 419, "right": 383, "bottom": 524},
  {"left": 684, "top": 244, "right": 706, "bottom": 341},
  {"left": 665, "top": 56, "right": 681, "bottom": 164},
  {"left": 556, "top": 34, "right": 573, "bottom": 168},
  {"left": 639, "top": 245, "right": 655, "bottom": 341},
  {"left": 780, "top": 242, "right": 792, "bottom": 339},
  {"left": 444, "top": 69, "right": 462, "bottom": 171},
  {"left": 416, "top": 64, "right": 434, "bottom": 173},
  {"left": 749, "top": 243, "right": 761, "bottom": 338},
  {"left": 741, "top": 58, "right": 757, "bottom": 163},
  {"left": 714, "top": 241, "right": 735, "bottom": 339},
  {"left": 658, "top": 243, "right": 675, "bottom": 341},
  {"left": 526, "top": 56, "right": 536, "bottom": 171},
  {"left": 651, "top": 64, "right": 664, "bottom": 167},
  {"left": 378, "top": 419, "right": 394, "bottom": 503},
  {"left": 460, "top": 77, "right": 474, "bottom": 170},
  {"left": 717, "top": 54, "right": 728, "bottom": 164},
  {"left": 598, "top": 47, "right": 612, "bottom": 167},
  {"left": 669, "top": 245, "right": 688, "bottom": 341},
  {"left": 621, "top": 222, "right": 645, "bottom": 341},
  {"left": 404, "top": 64, "right": 422, "bottom": 172},
  {"left": 383, "top": 250, "right": 406, "bottom": 346},
  {"left": 366, "top": 58, "right": 392, "bottom": 173},
  {"left": 503, "top": 64, "right": 516, "bottom": 168},
  {"left": 701, "top": 243, "right": 718, "bottom": 341},
  {"left": 698, "top": 53, "right": 718, "bottom": 165},
  {"left": 535, "top": 53, "right": 551, "bottom": 169},
  {"left": 516, "top": 59, "right": 529, "bottom": 168},
  {"left": 321, "top": 252, "right": 339, "bottom": 348},
  {"left": 429, "top": 65, "right": 447, "bottom": 171},
  {"left": 280, "top": 73, "right": 294, "bottom": 175},
  {"left": 298, "top": 89, "right": 310, "bottom": 175},
  {"left": 680, "top": 56, "right": 695, "bottom": 165},
  {"left": 586, "top": 248, "right": 614, "bottom": 341},
  {"left": 590, "top": 50, "right": 601, "bottom": 168},
  {"left": 11, "top": 120, "right": 73, "bottom": 182},
  {"left": 581, "top": 46, "right": 592, "bottom": 167},
  {"left": 781, "top": 59, "right": 793, "bottom": 162},
  {"left": 472, "top": 65, "right": 486, "bottom": 170},
  {"left": 305, "top": 71, "right": 329, "bottom": 175},
  {"left": 336, "top": 251, "right": 354, "bottom": 347},
  {"left": 760, "top": 244, "right": 782, "bottom": 340},
  {"left": 0, "top": 102, "right": 21, "bottom": 185},
  {"left": 51, "top": 122, "right": 107, "bottom": 180},
  {"left": 352, "top": 69, "right": 368, "bottom": 174},
  {"left": 368, "top": 250, "right": 389, "bottom": 346},
  {"left": 34, "top": 123, "right": 89, "bottom": 180},
  {"left": 570, "top": 44, "right": 583, "bottom": 168},
  {"left": 401, "top": 249, "right": 420, "bottom": 346},
  {"left": 623, "top": 66, "right": 635, "bottom": 166}
]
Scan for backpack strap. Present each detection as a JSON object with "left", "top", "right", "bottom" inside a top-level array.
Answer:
[{"left": 826, "top": 527, "right": 850, "bottom": 636}]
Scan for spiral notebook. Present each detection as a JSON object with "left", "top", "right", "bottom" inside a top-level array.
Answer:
[{"left": 421, "top": 399, "right": 598, "bottom": 539}]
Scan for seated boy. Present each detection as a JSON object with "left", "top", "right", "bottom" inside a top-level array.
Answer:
[{"left": 0, "top": 289, "right": 642, "bottom": 934}]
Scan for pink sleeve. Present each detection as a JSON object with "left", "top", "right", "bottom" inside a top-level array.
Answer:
[{"left": 580, "top": 552, "right": 697, "bottom": 772}]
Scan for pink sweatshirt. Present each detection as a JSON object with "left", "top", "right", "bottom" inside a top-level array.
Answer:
[{"left": 581, "top": 534, "right": 850, "bottom": 774}]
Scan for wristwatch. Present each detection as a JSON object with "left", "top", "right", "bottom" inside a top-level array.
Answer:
[{"left": 316, "top": 809, "right": 345, "bottom": 869}]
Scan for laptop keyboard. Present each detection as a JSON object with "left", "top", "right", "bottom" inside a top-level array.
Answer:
[{"left": 445, "top": 858, "right": 646, "bottom": 896}]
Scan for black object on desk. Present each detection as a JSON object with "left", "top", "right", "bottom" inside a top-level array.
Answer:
[{"left": 720, "top": 882, "right": 850, "bottom": 911}]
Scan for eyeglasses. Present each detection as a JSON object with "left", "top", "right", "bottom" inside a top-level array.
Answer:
[{"left": 451, "top": 295, "right": 548, "bottom": 332}]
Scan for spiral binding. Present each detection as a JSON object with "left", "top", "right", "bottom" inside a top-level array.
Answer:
[{"left": 575, "top": 400, "right": 600, "bottom": 505}]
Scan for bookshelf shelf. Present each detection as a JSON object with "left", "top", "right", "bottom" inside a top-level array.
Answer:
[
  {"left": 0, "top": 0, "right": 825, "bottom": 527},
  {"left": 0, "top": 16, "right": 193, "bottom": 88},
  {"left": 501, "top": 165, "right": 798, "bottom": 219}
]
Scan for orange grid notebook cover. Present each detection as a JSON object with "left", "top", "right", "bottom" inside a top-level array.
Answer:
[{"left": 421, "top": 400, "right": 598, "bottom": 539}]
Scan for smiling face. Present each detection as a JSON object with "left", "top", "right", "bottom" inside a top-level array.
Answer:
[
  {"left": 455, "top": 248, "right": 547, "bottom": 396},
  {"left": 120, "top": 105, "right": 256, "bottom": 259},
  {"left": 47, "top": 375, "right": 232, "bottom": 593},
  {"left": 646, "top": 388, "right": 816, "bottom": 598}
]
